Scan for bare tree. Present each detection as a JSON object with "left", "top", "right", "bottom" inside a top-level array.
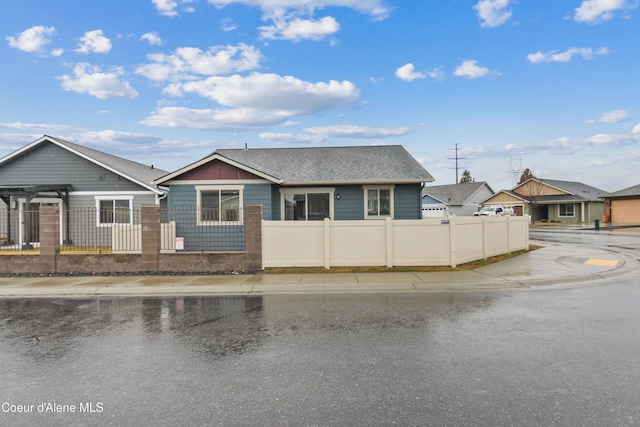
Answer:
[{"left": 514, "top": 177, "right": 546, "bottom": 223}]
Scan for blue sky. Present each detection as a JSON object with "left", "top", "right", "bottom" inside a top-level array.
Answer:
[{"left": 1, "top": 0, "right": 639, "bottom": 192}]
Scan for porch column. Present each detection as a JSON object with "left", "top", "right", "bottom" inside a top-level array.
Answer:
[
  {"left": 141, "top": 205, "right": 160, "bottom": 272},
  {"left": 245, "top": 205, "right": 263, "bottom": 271},
  {"left": 39, "top": 206, "right": 60, "bottom": 274}
]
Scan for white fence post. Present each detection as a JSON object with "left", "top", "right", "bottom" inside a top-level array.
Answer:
[
  {"left": 449, "top": 217, "right": 457, "bottom": 268},
  {"left": 324, "top": 218, "right": 331, "bottom": 270},
  {"left": 386, "top": 217, "right": 393, "bottom": 268},
  {"left": 482, "top": 216, "right": 487, "bottom": 260},
  {"left": 507, "top": 215, "right": 512, "bottom": 254}
]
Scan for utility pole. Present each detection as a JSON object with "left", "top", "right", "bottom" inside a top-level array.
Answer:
[
  {"left": 449, "top": 143, "right": 466, "bottom": 184},
  {"left": 508, "top": 156, "right": 522, "bottom": 186}
]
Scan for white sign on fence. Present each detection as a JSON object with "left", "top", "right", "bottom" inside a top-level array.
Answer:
[{"left": 175, "top": 237, "right": 184, "bottom": 250}]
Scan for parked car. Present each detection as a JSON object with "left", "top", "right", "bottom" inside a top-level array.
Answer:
[{"left": 473, "top": 205, "right": 514, "bottom": 217}]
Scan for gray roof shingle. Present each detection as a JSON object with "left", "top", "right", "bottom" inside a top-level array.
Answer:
[
  {"left": 422, "top": 182, "right": 493, "bottom": 205},
  {"left": 604, "top": 183, "right": 640, "bottom": 198},
  {"left": 214, "top": 145, "right": 433, "bottom": 184}
]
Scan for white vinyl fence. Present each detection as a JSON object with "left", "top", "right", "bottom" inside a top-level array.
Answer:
[
  {"left": 263, "top": 216, "right": 529, "bottom": 269},
  {"left": 111, "top": 221, "right": 177, "bottom": 254}
]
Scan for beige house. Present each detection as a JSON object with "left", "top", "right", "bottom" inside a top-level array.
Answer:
[
  {"left": 481, "top": 178, "right": 607, "bottom": 223},
  {"left": 603, "top": 184, "right": 640, "bottom": 225}
]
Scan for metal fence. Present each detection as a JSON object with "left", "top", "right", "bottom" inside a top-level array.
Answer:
[{"left": 0, "top": 206, "right": 246, "bottom": 253}]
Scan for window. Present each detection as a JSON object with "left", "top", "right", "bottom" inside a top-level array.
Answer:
[
  {"left": 364, "top": 186, "right": 394, "bottom": 219},
  {"left": 281, "top": 188, "right": 334, "bottom": 221},
  {"left": 196, "top": 186, "right": 243, "bottom": 225},
  {"left": 559, "top": 204, "right": 574, "bottom": 217},
  {"left": 95, "top": 197, "right": 132, "bottom": 226}
]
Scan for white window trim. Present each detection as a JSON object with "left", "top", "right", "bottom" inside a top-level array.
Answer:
[
  {"left": 363, "top": 185, "right": 395, "bottom": 219},
  {"left": 558, "top": 203, "right": 575, "bottom": 218},
  {"left": 196, "top": 185, "right": 244, "bottom": 226},
  {"left": 279, "top": 187, "right": 335, "bottom": 221},
  {"left": 94, "top": 196, "right": 134, "bottom": 227}
]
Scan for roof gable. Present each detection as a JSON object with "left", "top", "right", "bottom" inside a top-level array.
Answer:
[
  {"left": 0, "top": 135, "right": 168, "bottom": 194},
  {"left": 513, "top": 178, "right": 607, "bottom": 202},
  {"left": 604, "top": 183, "right": 640, "bottom": 198}
]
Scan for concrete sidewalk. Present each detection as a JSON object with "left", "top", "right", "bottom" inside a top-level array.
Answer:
[{"left": 0, "top": 240, "right": 636, "bottom": 298}]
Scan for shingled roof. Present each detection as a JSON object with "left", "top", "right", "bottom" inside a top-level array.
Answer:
[
  {"left": 157, "top": 145, "right": 433, "bottom": 185},
  {"left": 422, "top": 182, "right": 494, "bottom": 206},
  {"left": 604, "top": 183, "right": 640, "bottom": 198},
  {"left": 0, "top": 135, "right": 168, "bottom": 194}
]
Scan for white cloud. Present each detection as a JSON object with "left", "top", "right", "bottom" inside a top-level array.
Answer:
[
  {"left": 0, "top": 122, "right": 75, "bottom": 131},
  {"left": 221, "top": 18, "right": 238, "bottom": 32},
  {"left": 141, "top": 32, "right": 163, "bottom": 46},
  {"left": 574, "top": 0, "right": 637, "bottom": 24},
  {"left": 501, "top": 133, "right": 639, "bottom": 156},
  {"left": 58, "top": 63, "right": 139, "bottom": 99},
  {"left": 259, "top": 15, "right": 340, "bottom": 41},
  {"left": 209, "top": 0, "right": 391, "bottom": 21},
  {"left": 75, "top": 30, "right": 112, "bottom": 54},
  {"left": 260, "top": 125, "right": 410, "bottom": 144},
  {"left": 6, "top": 25, "right": 56, "bottom": 54},
  {"left": 152, "top": 0, "right": 195, "bottom": 16},
  {"left": 142, "top": 73, "right": 360, "bottom": 130},
  {"left": 209, "top": 1, "right": 389, "bottom": 44},
  {"left": 453, "top": 60, "right": 497, "bottom": 79},
  {"left": 527, "top": 47, "right": 609, "bottom": 63},
  {"left": 135, "top": 43, "right": 263, "bottom": 81},
  {"left": 633, "top": 123, "right": 640, "bottom": 134},
  {"left": 305, "top": 124, "right": 410, "bottom": 139},
  {"left": 586, "top": 109, "right": 629, "bottom": 124},
  {"left": 474, "top": 0, "right": 512, "bottom": 28},
  {"left": 395, "top": 63, "right": 426, "bottom": 82}
]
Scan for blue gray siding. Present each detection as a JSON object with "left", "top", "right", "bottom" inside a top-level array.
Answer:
[{"left": 393, "top": 184, "right": 422, "bottom": 219}]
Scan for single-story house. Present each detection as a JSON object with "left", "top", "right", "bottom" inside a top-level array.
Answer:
[
  {"left": 603, "top": 184, "right": 640, "bottom": 225},
  {"left": 155, "top": 144, "right": 434, "bottom": 222},
  {"left": 481, "top": 178, "right": 607, "bottom": 223},
  {"left": 422, "top": 182, "right": 495, "bottom": 217},
  {"left": 0, "top": 135, "right": 168, "bottom": 248}
]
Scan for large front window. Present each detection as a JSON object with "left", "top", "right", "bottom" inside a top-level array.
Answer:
[
  {"left": 197, "top": 186, "right": 243, "bottom": 225},
  {"left": 559, "top": 204, "right": 574, "bottom": 217},
  {"left": 198, "top": 187, "right": 242, "bottom": 225},
  {"left": 281, "top": 189, "right": 333, "bottom": 221},
  {"left": 364, "top": 186, "right": 394, "bottom": 219},
  {"left": 96, "top": 197, "right": 132, "bottom": 226}
]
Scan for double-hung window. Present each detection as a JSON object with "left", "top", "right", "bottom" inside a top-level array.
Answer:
[
  {"left": 95, "top": 196, "right": 133, "bottom": 226},
  {"left": 559, "top": 203, "right": 574, "bottom": 217},
  {"left": 364, "top": 186, "right": 394, "bottom": 219},
  {"left": 197, "top": 186, "right": 243, "bottom": 225}
]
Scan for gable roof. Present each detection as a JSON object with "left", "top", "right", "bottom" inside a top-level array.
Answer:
[
  {"left": 156, "top": 145, "right": 434, "bottom": 185},
  {"left": 0, "top": 135, "right": 168, "bottom": 195},
  {"left": 604, "top": 183, "right": 640, "bottom": 198},
  {"left": 422, "top": 182, "right": 494, "bottom": 206},
  {"left": 519, "top": 179, "right": 607, "bottom": 202}
]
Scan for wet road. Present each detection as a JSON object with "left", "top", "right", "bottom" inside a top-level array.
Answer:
[{"left": 1, "top": 231, "right": 639, "bottom": 426}]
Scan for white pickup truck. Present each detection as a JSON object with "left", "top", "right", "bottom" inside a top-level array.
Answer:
[{"left": 473, "top": 205, "right": 514, "bottom": 217}]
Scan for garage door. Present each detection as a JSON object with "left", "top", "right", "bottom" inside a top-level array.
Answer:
[{"left": 611, "top": 199, "right": 640, "bottom": 225}]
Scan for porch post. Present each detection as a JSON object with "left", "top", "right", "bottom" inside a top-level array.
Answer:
[{"left": 39, "top": 206, "right": 60, "bottom": 274}]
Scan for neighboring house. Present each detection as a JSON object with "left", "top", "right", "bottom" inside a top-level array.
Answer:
[
  {"left": 0, "top": 135, "right": 168, "bottom": 248},
  {"left": 422, "top": 182, "right": 495, "bottom": 217},
  {"left": 481, "top": 178, "right": 607, "bottom": 223},
  {"left": 154, "top": 145, "right": 433, "bottom": 250},
  {"left": 603, "top": 184, "right": 640, "bottom": 225}
]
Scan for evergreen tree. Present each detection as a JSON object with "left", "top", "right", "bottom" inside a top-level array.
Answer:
[
  {"left": 459, "top": 169, "right": 475, "bottom": 183},
  {"left": 518, "top": 168, "right": 536, "bottom": 184}
]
